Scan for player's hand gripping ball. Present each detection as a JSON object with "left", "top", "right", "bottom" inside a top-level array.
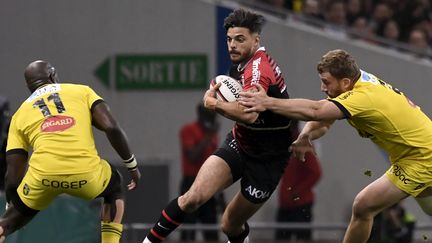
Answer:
[{"left": 210, "top": 75, "right": 243, "bottom": 102}]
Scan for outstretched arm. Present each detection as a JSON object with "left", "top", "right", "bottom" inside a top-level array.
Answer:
[
  {"left": 239, "top": 83, "right": 344, "bottom": 121},
  {"left": 300, "top": 120, "right": 333, "bottom": 141},
  {"left": 92, "top": 102, "right": 141, "bottom": 190}
]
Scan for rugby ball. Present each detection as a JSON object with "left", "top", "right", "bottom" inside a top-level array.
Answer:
[{"left": 210, "top": 75, "right": 243, "bottom": 102}]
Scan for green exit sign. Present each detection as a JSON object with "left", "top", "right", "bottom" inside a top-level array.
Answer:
[{"left": 95, "top": 54, "right": 208, "bottom": 90}]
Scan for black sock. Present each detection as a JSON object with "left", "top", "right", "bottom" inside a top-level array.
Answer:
[
  {"left": 227, "top": 222, "right": 249, "bottom": 243},
  {"left": 146, "top": 198, "right": 186, "bottom": 243}
]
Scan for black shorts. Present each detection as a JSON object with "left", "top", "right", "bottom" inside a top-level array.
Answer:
[
  {"left": 96, "top": 164, "right": 125, "bottom": 204},
  {"left": 214, "top": 132, "right": 289, "bottom": 204}
]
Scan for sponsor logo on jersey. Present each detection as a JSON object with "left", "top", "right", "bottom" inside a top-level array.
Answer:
[
  {"left": 275, "top": 65, "right": 281, "bottom": 76},
  {"left": 41, "top": 115, "right": 75, "bottom": 132},
  {"left": 27, "top": 84, "right": 61, "bottom": 102},
  {"left": 245, "top": 185, "right": 270, "bottom": 199},
  {"left": 42, "top": 179, "right": 87, "bottom": 189},
  {"left": 338, "top": 91, "right": 353, "bottom": 100},
  {"left": 389, "top": 165, "right": 411, "bottom": 184},
  {"left": 252, "top": 57, "right": 261, "bottom": 84},
  {"left": 361, "top": 71, "right": 371, "bottom": 81}
]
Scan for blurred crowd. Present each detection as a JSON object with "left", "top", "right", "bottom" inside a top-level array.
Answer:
[{"left": 257, "top": 0, "right": 432, "bottom": 58}]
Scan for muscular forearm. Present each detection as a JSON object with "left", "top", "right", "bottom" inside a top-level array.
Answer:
[
  {"left": 300, "top": 121, "right": 332, "bottom": 141},
  {"left": 216, "top": 101, "right": 258, "bottom": 124},
  {"left": 105, "top": 126, "right": 133, "bottom": 160},
  {"left": 264, "top": 97, "right": 324, "bottom": 121}
]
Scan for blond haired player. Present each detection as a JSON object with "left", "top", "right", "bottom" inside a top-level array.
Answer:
[
  {"left": 239, "top": 49, "right": 432, "bottom": 243},
  {"left": 0, "top": 60, "right": 141, "bottom": 243}
]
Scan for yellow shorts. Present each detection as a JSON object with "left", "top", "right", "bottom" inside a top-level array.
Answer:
[
  {"left": 17, "top": 159, "right": 112, "bottom": 210},
  {"left": 385, "top": 159, "right": 432, "bottom": 197}
]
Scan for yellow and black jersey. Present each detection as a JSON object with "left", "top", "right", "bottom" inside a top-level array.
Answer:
[
  {"left": 329, "top": 70, "right": 432, "bottom": 163},
  {"left": 7, "top": 83, "right": 104, "bottom": 175}
]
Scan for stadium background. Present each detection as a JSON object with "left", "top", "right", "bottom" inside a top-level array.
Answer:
[{"left": 1, "top": 0, "right": 432, "bottom": 242}]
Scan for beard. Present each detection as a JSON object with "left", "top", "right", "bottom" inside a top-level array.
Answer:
[
  {"left": 229, "top": 52, "right": 243, "bottom": 64},
  {"left": 326, "top": 88, "right": 344, "bottom": 98},
  {"left": 230, "top": 49, "right": 253, "bottom": 64}
]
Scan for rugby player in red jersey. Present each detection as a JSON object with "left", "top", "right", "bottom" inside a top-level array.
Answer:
[{"left": 143, "top": 9, "right": 294, "bottom": 243}]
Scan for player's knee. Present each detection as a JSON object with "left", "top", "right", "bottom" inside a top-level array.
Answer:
[
  {"left": 351, "top": 194, "right": 375, "bottom": 219},
  {"left": 220, "top": 216, "right": 234, "bottom": 235},
  {"left": 179, "top": 190, "right": 207, "bottom": 212},
  {"left": 220, "top": 216, "right": 247, "bottom": 237},
  {"left": 220, "top": 210, "right": 237, "bottom": 235}
]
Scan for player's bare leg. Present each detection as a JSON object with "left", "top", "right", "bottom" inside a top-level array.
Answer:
[
  {"left": 102, "top": 199, "right": 124, "bottom": 223},
  {"left": 143, "top": 155, "right": 233, "bottom": 243},
  {"left": 101, "top": 199, "right": 125, "bottom": 243},
  {"left": 178, "top": 155, "right": 233, "bottom": 212},
  {"left": 221, "top": 191, "right": 263, "bottom": 243},
  {"left": 343, "top": 175, "right": 408, "bottom": 243}
]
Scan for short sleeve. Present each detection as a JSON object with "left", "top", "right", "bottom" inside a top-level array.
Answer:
[
  {"left": 6, "top": 114, "right": 29, "bottom": 152},
  {"left": 243, "top": 66, "right": 273, "bottom": 92},
  {"left": 330, "top": 90, "right": 372, "bottom": 118},
  {"left": 84, "top": 86, "right": 104, "bottom": 110}
]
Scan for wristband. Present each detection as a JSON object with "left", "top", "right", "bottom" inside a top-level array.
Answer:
[{"left": 123, "top": 154, "right": 138, "bottom": 171}]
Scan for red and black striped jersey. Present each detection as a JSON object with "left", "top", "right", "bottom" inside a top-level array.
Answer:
[{"left": 232, "top": 47, "right": 293, "bottom": 159}]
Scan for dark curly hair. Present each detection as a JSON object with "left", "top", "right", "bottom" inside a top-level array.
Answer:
[{"left": 223, "top": 9, "right": 266, "bottom": 34}]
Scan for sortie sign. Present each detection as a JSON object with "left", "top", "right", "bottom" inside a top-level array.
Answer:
[{"left": 95, "top": 54, "right": 208, "bottom": 90}]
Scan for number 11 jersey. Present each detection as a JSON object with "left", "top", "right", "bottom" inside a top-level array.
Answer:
[{"left": 7, "top": 83, "right": 104, "bottom": 175}]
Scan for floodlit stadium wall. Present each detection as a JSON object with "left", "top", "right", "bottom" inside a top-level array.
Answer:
[{"left": 1, "top": 0, "right": 431, "bottom": 241}]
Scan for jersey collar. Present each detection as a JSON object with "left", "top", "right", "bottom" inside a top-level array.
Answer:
[{"left": 237, "top": 46, "right": 266, "bottom": 73}]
